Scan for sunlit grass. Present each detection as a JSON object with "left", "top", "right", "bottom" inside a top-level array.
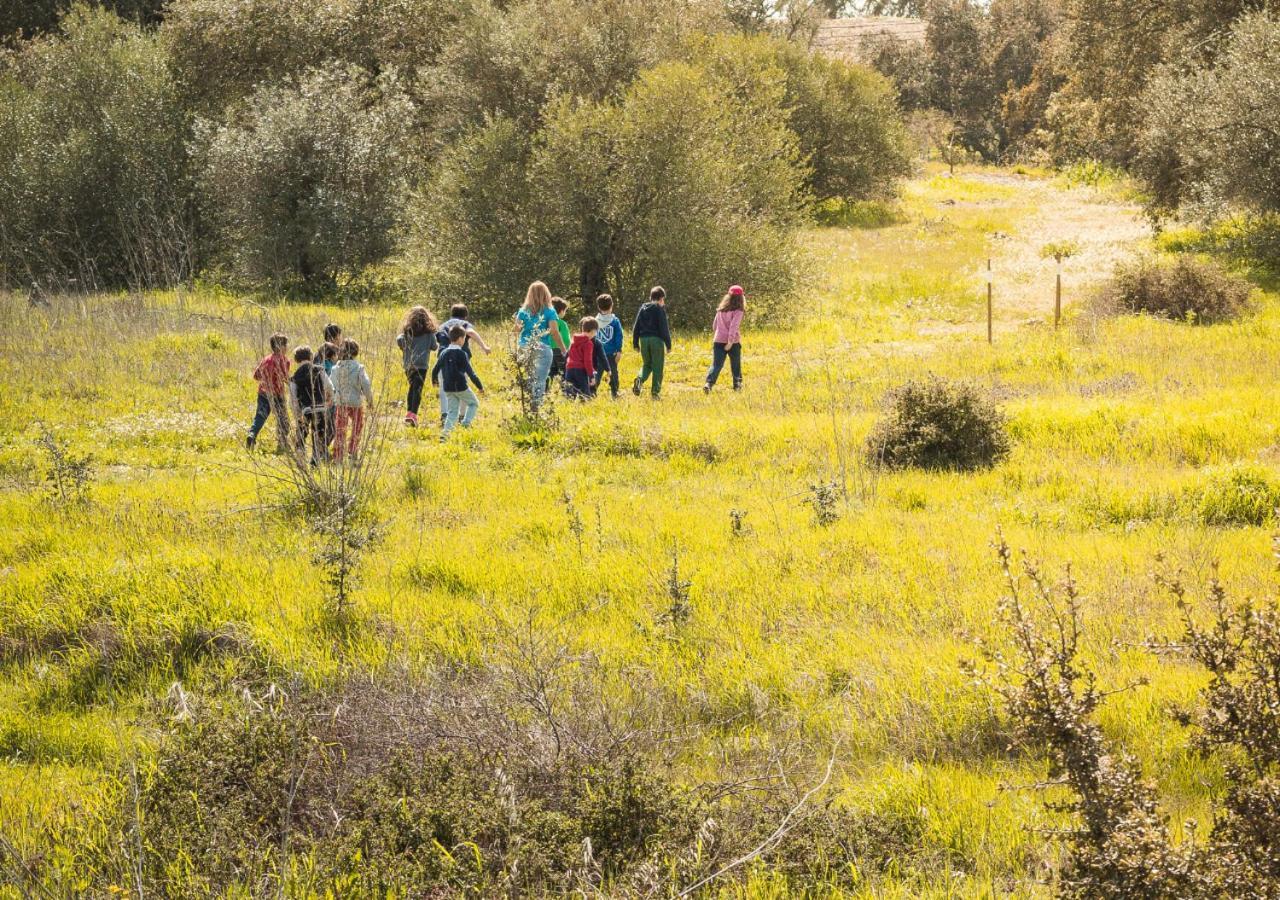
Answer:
[{"left": 1, "top": 167, "right": 1277, "bottom": 894}]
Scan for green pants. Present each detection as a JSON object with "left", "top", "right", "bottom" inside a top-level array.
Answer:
[{"left": 637, "top": 336, "right": 666, "bottom": 396}]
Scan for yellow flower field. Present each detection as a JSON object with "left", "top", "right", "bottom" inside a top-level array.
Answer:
[{"left": 3, "top": 166, "right": 1277, "bottom": 896}]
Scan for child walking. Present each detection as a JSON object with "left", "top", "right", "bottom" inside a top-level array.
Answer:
[
  {"left": 594, "top": 294, "right": 624, "bottom": 398},
  {"left": 435, "top": 303, "right": 492, "bottom": 426},
  {"left": 317, "top": 341, "right": 339, "bottom": 452},
  {"left": 631, "top": 286, "right": 671, "bottom": 398},
  {"left": 331, "top": 339, "right": 374, "bottom": 463},
  {"left": 432, "top": 325, "right": 484, "bottom": 437},
  {"left": 563, "top": 317, "right": 599, "bottom": 399},
  {"left": 288, "top": 346, "right": 333, "bottom": 465},
  {"left": 704, "top": 285, "right": 745, "bottom": 393},
  {"left": 513, "top": 281, "right": 565, "bottom": 409},
  {"left": 247, "top": 332, "right": 291, "bottom": 451},
  {"left": 548, "top": 297, "right": 573, "bottom": 389},
  {"left": 397, "top": 306, "right": 439, "bottom": 428},
  {"left": 321, "top": 323, "right": 342, "bottom": 371}
]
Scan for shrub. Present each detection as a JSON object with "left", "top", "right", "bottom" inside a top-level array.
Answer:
[
  {"left": 1189, "top": 465, "right": 1280, "bottom": 528},
  {"left": 866, "top": 377, "right": 1010, "bottom": 472},
  {"left": 0, "top": 5, "right": 195, "bottom": 288},
  {"left": 1094, "top": 254, "right": 1253, "bottom": 324},
  {"left": 59, "top": 668, "right": 717, "bottom": 895},
  {"left": 967, "top": 545, "right": 1196, "bottom": 897},
  {"left": 971, "top": 541, "right": 1280, "bottom": 897},
  {"left": 198, "top": 65, "right": 411, "bottom": 291}
]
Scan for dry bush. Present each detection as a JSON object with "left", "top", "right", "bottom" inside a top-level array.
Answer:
[
  {"left": 1092, "top": 255, "right": 1253, "bottom": 324},
  {"left": 35, "top": 617, "right": 848, "bottom": 897},
  {"left": 969, "top": 539, "right": 1280, "bottom": 898}
]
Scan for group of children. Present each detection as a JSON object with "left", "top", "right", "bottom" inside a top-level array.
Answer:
[
  {"left": 245, "top": 284, "right": 748, "bottom": 453},
  {"left": 246, "top": 323, "right": 374, "bottom": 462},
  {"left": 513, "top": 281, "right": 745, "bottom": 404}
]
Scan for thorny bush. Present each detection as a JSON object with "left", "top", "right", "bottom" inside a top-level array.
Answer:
[
  {"left": 968, "top": 538, "right": 1280, "bottom": 898},
  {"left": 32, "top": 633, "right": 859, "bottom": 896}
]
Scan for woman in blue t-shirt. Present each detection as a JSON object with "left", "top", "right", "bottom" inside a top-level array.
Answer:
[{"left": 513, "top": 280, "right": 565, "bottom": 409}]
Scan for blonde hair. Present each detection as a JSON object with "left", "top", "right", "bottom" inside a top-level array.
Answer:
[{"left": 523, "top": 281, "right": 552, "bottom": 314}]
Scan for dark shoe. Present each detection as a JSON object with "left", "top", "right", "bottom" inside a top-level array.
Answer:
[
  {"left": 703, "top": 383, "right": 712, "bottom": 394},
  {"left": 733, "top": 382, "right": 742, "bottom": 392},
  {"left": 245, "top": 434, "right": 255, "bottom": 451},
  {"left": 632, "top": 377, "right": 642, "bottom": 396}
]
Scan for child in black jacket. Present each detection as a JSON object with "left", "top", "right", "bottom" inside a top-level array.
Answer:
[
  {"left": 431, "top": 325, "right": 485, "bottom": 438},
  {"left": 631, "top": 286, "right": 671, "bottom": 398}
]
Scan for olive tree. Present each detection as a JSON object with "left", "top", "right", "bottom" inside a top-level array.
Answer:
[
  {"left": 1138, "top": 12, "right": 1280, "bottom": 220},
  {"left": 0, "top": 0, "right": 165, "bottom": 39},
  {"left": 198, "top": 65, "right": 411, "bottom": 290},
  {"left": 765, "top": 37, "right": 913, "bottom": 201},
  {"left": 422, "top": 0, "right": 725, "bottom": 140},
  {"left": 0, "top": 5, "right": 194, "bottom": 288},
  {"left": 162, "top": 0, "right": 468, "bottom": 115},
  {"left": 416, "top": 56, "right": 805, "bottom": 322}
]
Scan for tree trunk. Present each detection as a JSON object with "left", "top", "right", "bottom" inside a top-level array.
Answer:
[{"left": 578, "top": 220, "right": 610, "bottom": 302}]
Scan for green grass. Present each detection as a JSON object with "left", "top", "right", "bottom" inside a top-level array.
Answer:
[{"left": 1, "top": 168, "right": 1277, "bottom": 895}]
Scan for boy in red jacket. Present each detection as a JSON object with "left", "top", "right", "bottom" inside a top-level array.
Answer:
[
  {"left": 247, "top": 332, "right": 291, "bottom": 451},
  {"left": 563, "top": 317, "right": 599, "bottom": 400}
]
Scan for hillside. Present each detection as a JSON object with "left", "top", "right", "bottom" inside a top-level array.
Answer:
[
  {"left": 812, "top": 16, "right": 927, "bottom": 62},
  {"left": 4, "top": 166, "right": 1279, "bottom": 894}
]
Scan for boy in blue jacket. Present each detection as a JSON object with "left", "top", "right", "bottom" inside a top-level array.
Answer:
[
  {"left": 594, "top": 294, "right": 624, "bottom": 399},
  {"left": 431, "top": 325, "right": 485, "bottom": 438}
]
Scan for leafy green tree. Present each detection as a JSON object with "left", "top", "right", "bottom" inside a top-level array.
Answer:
[
  {"left": 1138, "top": 12, "right": 1280, "bottom": 219},
  {"left": 409, "top": 118, "right": 557, "bottom": 312},
  {"left": 860, "top": 31, "right": 933, "bottom": 112},
  {"left": 198, "top": 66, "right": 412, "bottom": 290},
  {"left": 1049, "top": 0, "right": 1265, "bottom": 164},
  {"left": 0, "top": 4, "right": 194, "bottom": 288},
  {"left": 417, "top": 56, "right": 805, "bottom": 322},
  {"left": 0, "top": 0, "right": 165, "bottom": 40},
  {"left": 923, "top": 0, "right": 997, "bottom": 157},
  {"left": 861, "top": 0, "right": 1061, "bottom": 161},
  {"left": 987, "top": 0, "right": 1061, "bottom": 150},
  {"left": 162, "top": 0, "right": 469, "bottom": 115},
  {"left": 766, "top": 37, "right": 912, "bottom": 201},
  {"left": 423, "top": 0, "right": 725, "bottom": 140}
]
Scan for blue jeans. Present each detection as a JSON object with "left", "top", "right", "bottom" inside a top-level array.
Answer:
[
  {"left": 563, "top": 368, "right": 592, "bottom": 399},
  {"left": 248, "top": 394, "right": 289, "bottom": 444},
  {"left": 528, "top": 342, "right": 553, "bottom": 407},
  {"left": 705, "top": 342, "right": 741, "bottom": 389},
  {"left": 442, "top": 388, "right": 479, "bottom": 435}
]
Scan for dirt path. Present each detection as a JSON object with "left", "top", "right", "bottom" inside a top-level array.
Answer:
[{"left": 975, "top": 171, "right": 1150, "bottom": 321}]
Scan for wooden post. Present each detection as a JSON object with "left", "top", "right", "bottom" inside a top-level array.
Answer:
[
  {"left": 1054, "top": 260, "right": 1062, "bottom": 329},
  {"left": 986, "top": 258, "right": 993, "bottom": 345}
]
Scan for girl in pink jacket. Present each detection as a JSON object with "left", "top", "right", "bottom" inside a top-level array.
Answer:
[{"left": 703, "top": 285, "right": 745, "bottom": 393}]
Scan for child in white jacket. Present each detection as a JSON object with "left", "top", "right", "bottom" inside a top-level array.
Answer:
[{"left": 331, "top": 339, "right": 374, "bottom": 463}]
